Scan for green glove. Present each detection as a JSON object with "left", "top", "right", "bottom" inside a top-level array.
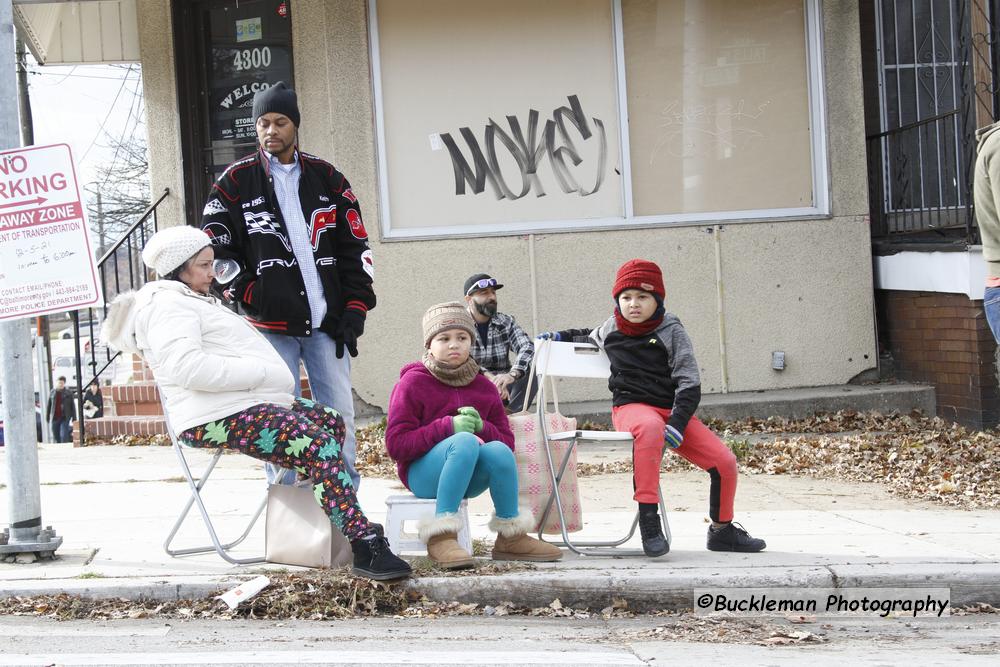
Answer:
[
  {"left": 452, "top": 414, "right": 479, "bottom": 434},
  {"left": 458, "top": 407, "right": 484, "bottom": 432},
  {"left": 457, "top": 406, "right": 484, "bottom": 432}
]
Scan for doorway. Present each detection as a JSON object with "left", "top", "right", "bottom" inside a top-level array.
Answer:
[{"left": 173, "top": 0, "right": 294, "bottom": 225}]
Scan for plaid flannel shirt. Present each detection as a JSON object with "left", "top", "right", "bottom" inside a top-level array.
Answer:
[{"left": 472, "top": 311, "right": 534, "bottom": 376}]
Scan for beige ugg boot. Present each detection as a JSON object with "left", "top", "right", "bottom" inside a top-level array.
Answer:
[
  {"left": 489, "top": 512, "right": 563, "bottom": 562},
  {"left": 418, "top": 513, "right": 474, "bottom": 569}
]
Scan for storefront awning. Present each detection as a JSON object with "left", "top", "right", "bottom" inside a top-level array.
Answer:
[{"left": 13, "top": 0, "right": 139, "bottom": 65}]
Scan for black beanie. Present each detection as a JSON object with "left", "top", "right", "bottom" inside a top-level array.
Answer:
[{"left": 252, "top": 81, "right": 300, "bottom": 127}]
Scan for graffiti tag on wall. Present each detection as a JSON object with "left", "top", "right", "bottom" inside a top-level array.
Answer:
[{"left": 437, "top": 95, "right": 607, "bottom": 200}]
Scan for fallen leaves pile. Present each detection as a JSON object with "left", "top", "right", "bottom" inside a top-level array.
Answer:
[
  {"left": 615, "top": 617, "right": 827, "bottom": 646},
  {"left": 575, "top": 411, "right": 1000, "bottom": 510},
  {"left": 354, "top": 418, "right": 398, "bottom": 478},
  {"left": 728, "top": 411, "right": 1000, "bottom": 509}
]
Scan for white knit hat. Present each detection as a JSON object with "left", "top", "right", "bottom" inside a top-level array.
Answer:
[{"left": 141, "top": 226, "right": 212, "bottom": 277}]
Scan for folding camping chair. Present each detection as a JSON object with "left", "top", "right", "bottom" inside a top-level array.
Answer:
[
  {"left": 161, "top": 393, "right": 267, "bottom": 565},
  {"left": 534, "top": 339, "right": 671, "bottom": 557}
]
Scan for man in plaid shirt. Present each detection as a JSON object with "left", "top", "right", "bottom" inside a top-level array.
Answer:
[{"left": 463, "top": 273, "right": 537, "bottom": 413}]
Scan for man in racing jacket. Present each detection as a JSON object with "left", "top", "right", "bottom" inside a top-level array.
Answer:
[{"left": 201, "top": 81, "right": 374, "bottom": 489}]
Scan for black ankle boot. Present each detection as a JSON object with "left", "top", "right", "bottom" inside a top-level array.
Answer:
[
  {"left": 638, "top": 503, "right": 669, "bottom": 557},
  {"left": 350, "top": 534, "right": 412, "bottom": 581}
]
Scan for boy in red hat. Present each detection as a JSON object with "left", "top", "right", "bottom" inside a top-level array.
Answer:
[{"left": 540, "top": 259, "right": 765, "bottom": 556}]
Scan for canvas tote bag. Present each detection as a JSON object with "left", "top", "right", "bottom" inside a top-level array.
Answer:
[
  {"left": 510, "top": 339, "right": 584, "bottom": 534},
  {"left": 265, "top": 481, "right": 353, "bottom": 568}
]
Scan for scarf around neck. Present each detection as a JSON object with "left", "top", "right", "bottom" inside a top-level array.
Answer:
[
  {"left": 422, "top": 350, "right": 480, "bottom": 387},
  {"left": 614, "top": 306, "right": 665, "bottom": 337}
]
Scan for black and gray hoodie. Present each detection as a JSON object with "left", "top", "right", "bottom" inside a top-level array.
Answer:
[{"left": 556, "top": 314, "right": 701, "bottom": 435}]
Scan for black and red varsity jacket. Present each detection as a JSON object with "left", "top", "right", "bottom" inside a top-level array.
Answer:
[{"left": 201, "top": 147, "right": 375, "bottom": 337}]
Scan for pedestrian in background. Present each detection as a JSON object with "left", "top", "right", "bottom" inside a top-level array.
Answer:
[
  {"left": 46, "top": 376, "right": 76, "bottom": 443},
  {"left": 83, "top": 380, "right": 104, "bottom": 419}
]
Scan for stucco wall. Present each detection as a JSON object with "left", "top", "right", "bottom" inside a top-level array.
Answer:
[
  {"left": 135, "top": 0, "right": 184, "bottom": 228},
  {"left": 290, "top": 0, "right": 875, "bottom": 410},
  {"left": 139, "top": 0, "right": 875, "bottom": 410}
]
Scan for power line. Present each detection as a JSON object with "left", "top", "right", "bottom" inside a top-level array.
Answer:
[
  {"left": 26, "top": 68, "right": 136, "bottom": 81},
  {"left": 78, "top": 65, "right": 135, "bottom": 163},
  {"left": 98, "top": 74, "right": 146, "bottom": 191}
]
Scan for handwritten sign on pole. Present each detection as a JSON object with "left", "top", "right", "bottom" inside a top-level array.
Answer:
[{"left": 0, "top": 144, "right": 102, "bottom": 321}]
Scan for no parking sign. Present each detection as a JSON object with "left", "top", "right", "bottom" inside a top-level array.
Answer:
[{"left": 0, "top": 143, "right": 102, "bottom": 321}]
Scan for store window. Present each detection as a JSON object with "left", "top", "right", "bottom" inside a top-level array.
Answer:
[
  {"left": 370, "top": 0, "right": 825, "bottom": 238},
  {"left": 623, "top": 0, "right": 815, "bottom": 216}
]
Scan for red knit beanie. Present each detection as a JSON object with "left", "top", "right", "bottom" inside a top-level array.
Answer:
[{"left": 613, "top": 259, "right": 665, "bottom": 299}]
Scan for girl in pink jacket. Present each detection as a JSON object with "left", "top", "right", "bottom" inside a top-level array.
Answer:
[{"left": 386, "top": 302, "right": 561, "bottom": 568}]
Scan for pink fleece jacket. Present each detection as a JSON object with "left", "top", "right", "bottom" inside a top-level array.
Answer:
[{"left": 385, "top": 362, "right": 514, "bottom": 489}]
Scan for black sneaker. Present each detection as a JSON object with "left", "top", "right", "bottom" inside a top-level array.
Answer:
[
  {"left": 638, "top": 508, "right": 670, "bottom": 557},
  {"left": 351, "top": 535, "right": 412, "bottom": 581},
  {"left": 707, "top": 522, "right": 766, "bottom": 552}
]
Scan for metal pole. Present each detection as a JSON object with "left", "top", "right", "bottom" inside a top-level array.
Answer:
[
  {"left": 15, "top": 29, "right": 32, "bottom": 146},
  {"left": 0, "top": 0, "right": 61, "bottom": 561}
]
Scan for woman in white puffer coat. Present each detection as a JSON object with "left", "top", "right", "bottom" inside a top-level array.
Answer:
[{"left": 101, "top": 225, "right": 409, "bottom": 581}]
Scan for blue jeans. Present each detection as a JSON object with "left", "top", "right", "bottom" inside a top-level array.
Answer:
[
  {"left": 407, "top": 432, "right": 519, "bottom": 518},
  {"left": 985, "top": 286, "right": 1000, "bottom": 344},
  {"left": 50, "top": 418, "right": 71, "bottom": 443},
  {"left": 261, "top": 330, "right": 360, "bottom": 490}
]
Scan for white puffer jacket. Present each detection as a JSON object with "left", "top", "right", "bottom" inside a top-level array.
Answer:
[{"left": 101, "top": 281, "right": 295, "bottom": 433}]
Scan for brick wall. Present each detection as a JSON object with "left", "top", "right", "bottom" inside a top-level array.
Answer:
[{"left": 876, "top": 290, "right": 1000, "bottom": 429}]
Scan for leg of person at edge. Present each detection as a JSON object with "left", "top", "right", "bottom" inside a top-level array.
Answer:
[
  {"left": 100, "top": 226, "right": 409, "bottom": 580},
  {"left": 385, "top": 302, "right": 562, "bottom": 568},
  {"left": 974, "top": 121, "right": 1000, "bottom": 343},
  {"left": 538, "top": 259, "right": 766, "bottom": 556},
  {"left": 201, "top": 81, "right": 374, "bottom": 490},
  {"left": 463, "top": 273, "right": 538, "bottom": 414}
]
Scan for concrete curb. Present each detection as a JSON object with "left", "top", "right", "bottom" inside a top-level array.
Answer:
[
  {"left": 0, "top": 576, "right": 236, "bottom": 602},
  {"left": 2, "top": 562, "right": 997, "bottom": 611},
  {"left": 406, "top": 562, "right": 1000, "bottom": 611}
]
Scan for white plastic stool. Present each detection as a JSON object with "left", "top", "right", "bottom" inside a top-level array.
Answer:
[{"left": 384, "top": 495, "right": 472, "bottom": 555}]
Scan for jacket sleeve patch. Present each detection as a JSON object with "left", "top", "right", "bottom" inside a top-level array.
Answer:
[
  {"left": 203, "top": 222, "right": 232, "bottom": 246},
  {"left": 346, "top": 208, "right": 368, "bottom": 239},
  {"left": 361, "top": 249, "right": 374, "bottom": 278},
  {"left": 309, "top": 205, "right": 337, "bottom": 251}
]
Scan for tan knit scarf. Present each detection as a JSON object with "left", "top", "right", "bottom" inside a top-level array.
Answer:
[{"left": 422, "top": 350, "right": 480, "bottom": 387}]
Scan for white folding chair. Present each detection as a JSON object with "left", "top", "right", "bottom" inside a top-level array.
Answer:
[
  {"left": 534, "top": 339, "right": 671, "bottom": 557},
  {"left": 161, "top": 394, "right": 267, "bottom": 565}
]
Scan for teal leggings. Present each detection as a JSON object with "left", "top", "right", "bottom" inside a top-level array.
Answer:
[{"left": 407, "top": 432, "right": 519, "bottom": 518}]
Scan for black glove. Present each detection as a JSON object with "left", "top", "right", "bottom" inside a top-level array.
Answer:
[{"left": 334, "top": 310, "right": 366, "bottom": 358}]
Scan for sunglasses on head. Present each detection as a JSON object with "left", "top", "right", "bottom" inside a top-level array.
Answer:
[{"left": 467, "top": 278, "right": 498, "bottom": 295}]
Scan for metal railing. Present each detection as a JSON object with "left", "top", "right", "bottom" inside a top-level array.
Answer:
[
  {"left": 866, "top": 109, "right": 978, "bottom": 243},
  {"left": 70, "top": 188, "right": 170, "bottom": 442}
]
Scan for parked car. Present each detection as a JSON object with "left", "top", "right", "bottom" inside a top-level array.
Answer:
[
  {"left": 53, "top": 314, "right": 102, "bottom": 340},
  {"left": 51, "top": 356, "right": 80, "bottom": 390}
]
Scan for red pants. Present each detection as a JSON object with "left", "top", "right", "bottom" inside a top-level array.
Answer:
[{"left": 612, "top": 403, "right": 737, "bottom": 522}]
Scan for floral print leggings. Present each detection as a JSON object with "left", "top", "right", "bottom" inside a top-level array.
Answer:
[{"left": 178, "top": 397, "right": 371, "bottom": 541}]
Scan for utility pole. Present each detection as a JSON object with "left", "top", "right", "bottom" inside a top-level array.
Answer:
[
  {"left": 16, "top": 26, "right": 52, "bottom": 442},
  {"left": 0, "top": 0, "right": 62, "bottom": 562},
  {"left": 96, "top": 190, "right": 105, "bottom": 254},
  {"left": 15, "top": 29, "right": 32, "bottom": 146}
]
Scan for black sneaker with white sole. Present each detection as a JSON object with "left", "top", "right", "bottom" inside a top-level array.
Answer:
[
  {"left": 706, "top": 522, "right": 766, "bottom": 552},
  {"left": 351, "top": 535, "right": 412, "bottom": 581}
]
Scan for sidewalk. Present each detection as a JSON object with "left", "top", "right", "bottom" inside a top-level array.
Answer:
[{"left": 1, "top": 440, "right": 998, "bottom": 612}]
